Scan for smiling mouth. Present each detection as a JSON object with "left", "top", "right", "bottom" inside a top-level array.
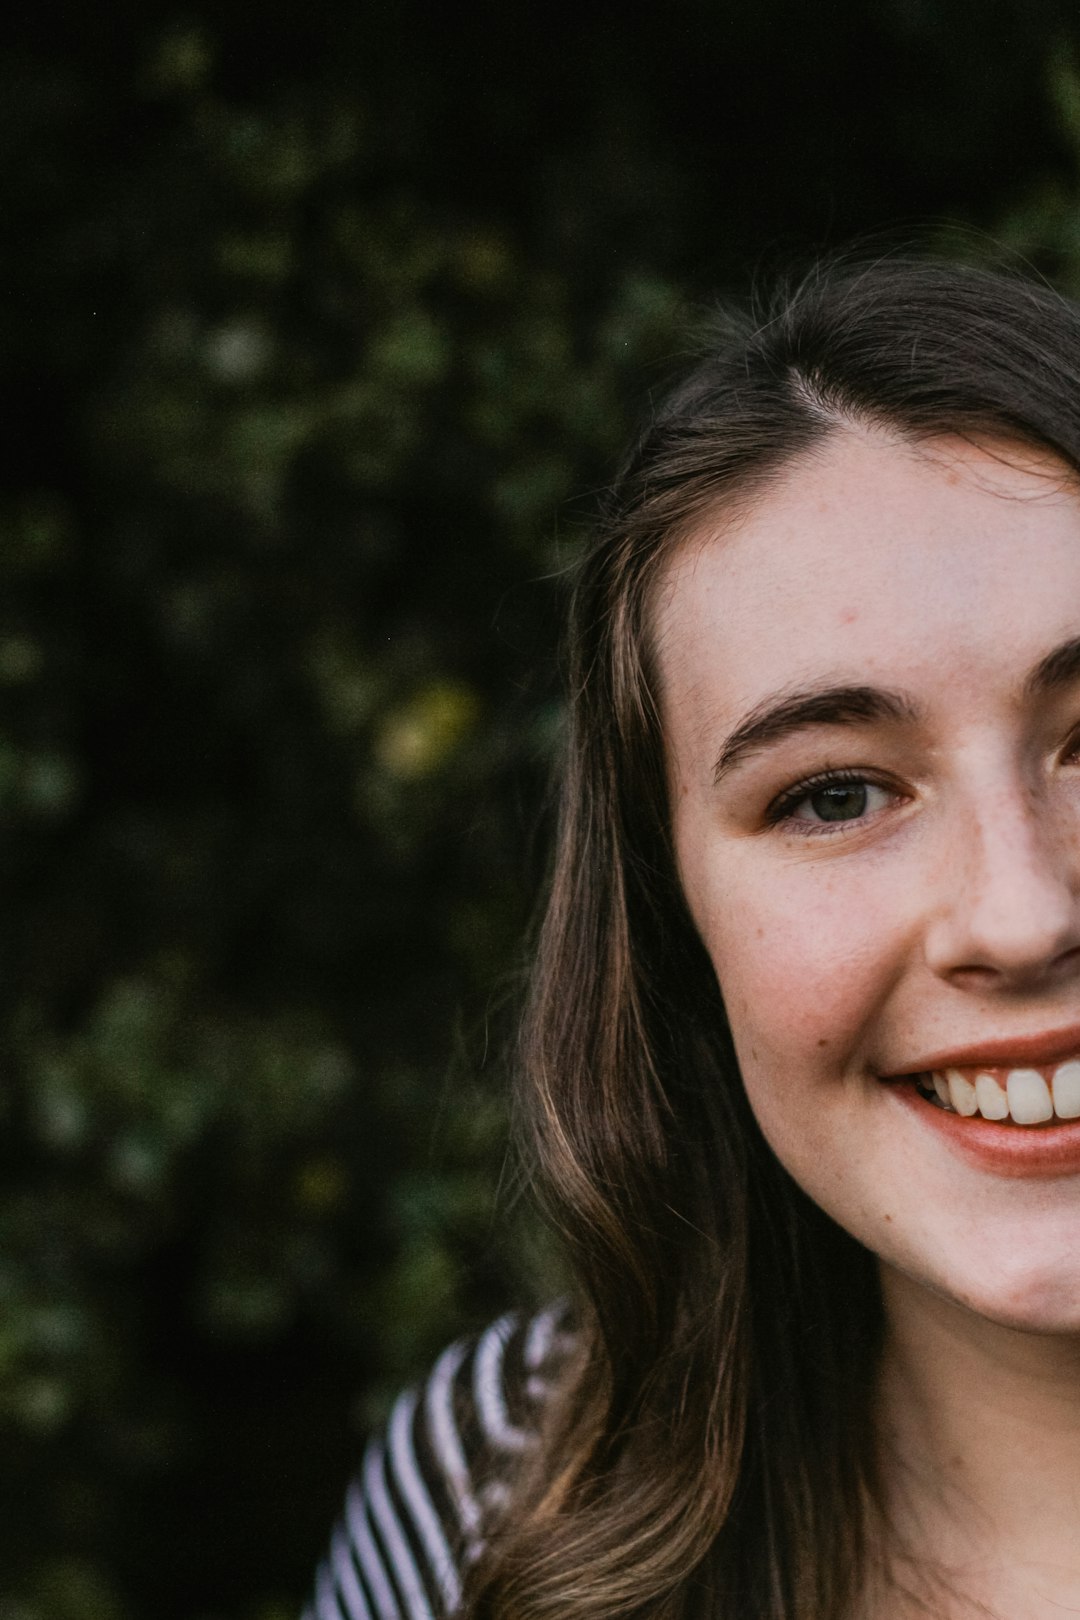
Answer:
[{"left": 913, "top": 1058, "right": 1080, "bottom": 1126}]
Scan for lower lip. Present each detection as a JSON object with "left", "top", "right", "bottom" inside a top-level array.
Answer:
[{"left": 890, "top": 1081, "right": 1080, "bottom": 1178}]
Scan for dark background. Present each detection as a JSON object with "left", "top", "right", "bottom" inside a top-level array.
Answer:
[{"left": 6, "top": 3, "right": 1080, "bottom": 1615}]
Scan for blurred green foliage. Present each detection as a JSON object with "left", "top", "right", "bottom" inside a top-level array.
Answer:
[{"left": 4, "top": 2, "right": 1080, "bottom": 1615}]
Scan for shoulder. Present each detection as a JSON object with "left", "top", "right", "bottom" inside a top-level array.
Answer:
[{"left": 303, "top": 1304, "right": 576, "bottom": 1620}]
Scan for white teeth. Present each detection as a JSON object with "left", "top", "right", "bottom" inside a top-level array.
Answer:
[
  {"left": 1006, "top": 1068, "right": 1054, "bottom": 1125},
  {"left": 946, "top": 1068, "right": 978, "bottom": 1115},
  {"left": 928, "top": 1059, "right": 1080, "bottom": 1123},
  {"left": 974, "top": 1073, "right": 1009, "bottom": 1120},
  {"left": 1053, "top": 1060, "right": 1080, "bottom": 1119}
]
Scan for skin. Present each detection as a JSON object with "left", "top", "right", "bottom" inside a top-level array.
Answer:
[{"left": 655, "top": 427, "right": 1080, "bottom": 1616}]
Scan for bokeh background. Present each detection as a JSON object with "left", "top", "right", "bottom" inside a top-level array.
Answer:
[{"left": 8, "top": 2, "right": 1080, "bottom": 1615}]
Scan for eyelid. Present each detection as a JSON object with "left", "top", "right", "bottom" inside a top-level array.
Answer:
[{"left": 765, "top": 767, "right": 902, "bottom": 834}]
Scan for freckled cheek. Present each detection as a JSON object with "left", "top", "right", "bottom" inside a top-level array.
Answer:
[{"left": 691, "top": 875, "right": 888, "bottom": 1101}]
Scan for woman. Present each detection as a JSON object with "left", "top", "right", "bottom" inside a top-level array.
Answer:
[{"left": 308, "top": 257, "right": 1080, "bottom": 1619}]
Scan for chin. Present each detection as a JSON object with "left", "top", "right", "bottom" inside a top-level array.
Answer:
[{"left": 942, "top": 1255, "right": 1080, "bottom": 1336}]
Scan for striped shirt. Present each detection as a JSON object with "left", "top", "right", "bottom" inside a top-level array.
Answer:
[{"left": 304, "top": 1307, "right": 574, "bottom": 1620}]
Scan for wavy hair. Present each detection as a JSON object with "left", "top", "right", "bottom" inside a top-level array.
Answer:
[{"left": 465, "top": 257, "right": 1080, "bottom": 1620}]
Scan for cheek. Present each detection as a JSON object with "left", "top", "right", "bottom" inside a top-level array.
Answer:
[
  {"left": 680, "top": 840, "right": 909, "bottom": 1114},
  {"left": 697, "top": 873, "right": 908, "bottom": 1244}
]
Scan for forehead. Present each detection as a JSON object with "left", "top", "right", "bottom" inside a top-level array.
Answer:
[{"left": 653, "top": 428, "right": 1080, "bottom": 726}]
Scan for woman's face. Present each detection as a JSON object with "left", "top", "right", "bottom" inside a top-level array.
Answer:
[{"left": 658, "top": 428, "right": 1080, "bottom": 1333}]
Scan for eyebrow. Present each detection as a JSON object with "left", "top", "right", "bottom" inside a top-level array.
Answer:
[
  {"left": 712, "top": 631, "right": 1080, "bottom": 786},
  {"left": 1025, "top": 633, "right": 1080, "bottom": 699},
  {"left": 712, "top": 685, "right": 919, "bottom": 783}
]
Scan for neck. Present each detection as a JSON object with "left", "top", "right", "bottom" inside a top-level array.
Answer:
[{"left": 873, "top": 1264, "right": 1080, "bottom": 1618}]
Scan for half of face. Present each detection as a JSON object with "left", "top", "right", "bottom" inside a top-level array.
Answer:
[{"left": 655, "top": 425, "right": 1080, "bottom": 1334}]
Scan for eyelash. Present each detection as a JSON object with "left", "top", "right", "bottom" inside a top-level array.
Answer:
[
  {"left": 765, "top": 767, "right": 897, "bottom": 836},
  {"left": 763, "top": 729, "right": 1080, "bottom": 838}
]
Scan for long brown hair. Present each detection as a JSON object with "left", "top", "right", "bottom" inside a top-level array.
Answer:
[{"left": 466, "top": 257, "right": 1080, "bottom": 1620}]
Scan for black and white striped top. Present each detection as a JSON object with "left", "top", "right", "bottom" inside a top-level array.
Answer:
[{"left": 304, "top": 1306, "right": 574, "bottom": 1620}]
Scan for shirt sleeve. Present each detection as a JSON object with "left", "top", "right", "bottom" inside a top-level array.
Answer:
[{"left": 301, "top": 1306, "right": 572, "bottom": 1620}]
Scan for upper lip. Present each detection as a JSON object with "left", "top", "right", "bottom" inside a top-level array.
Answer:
[{"left": 889, "top": 1023, "right": 1080, "bottom": 1076}]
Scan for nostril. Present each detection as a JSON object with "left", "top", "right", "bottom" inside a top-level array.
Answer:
[
  {"left": 925, "top": 879, "right": 1080, "bottom": 987},
  {"left": 923, "top": 796, "right": 1080, "bottom": 986}
]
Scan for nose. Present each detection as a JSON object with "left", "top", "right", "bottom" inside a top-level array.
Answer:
[{"left": 924, "top": 781, "right": 1080, "bottom": 990}]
